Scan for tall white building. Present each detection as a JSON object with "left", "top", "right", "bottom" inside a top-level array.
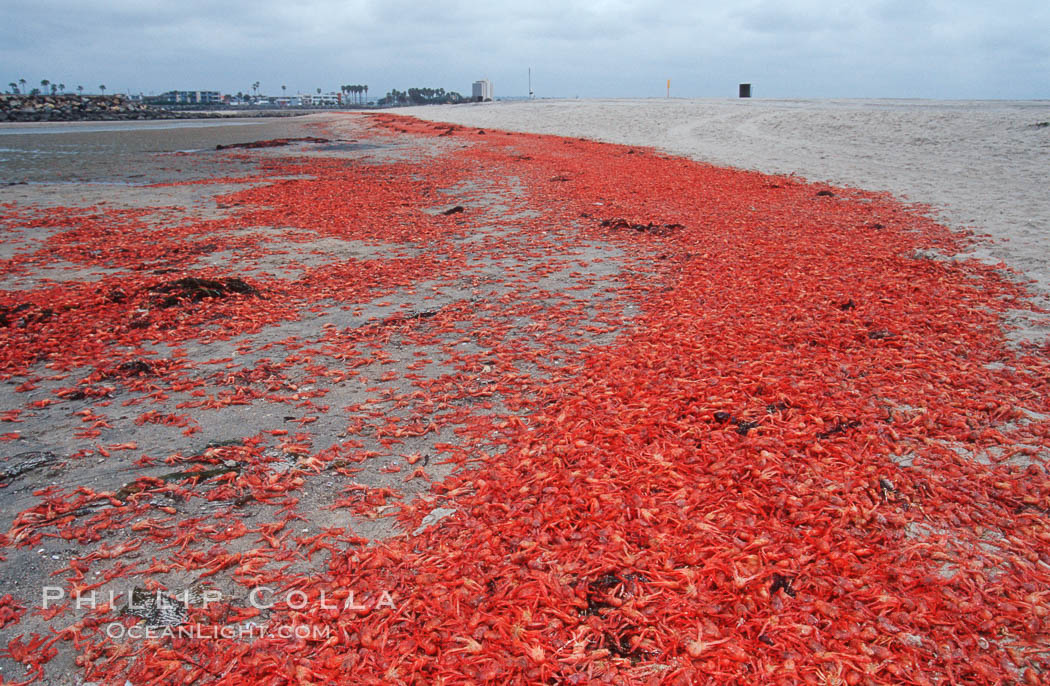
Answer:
[{"left": 471, "top": 79, "right": 493, "bottom": 102}]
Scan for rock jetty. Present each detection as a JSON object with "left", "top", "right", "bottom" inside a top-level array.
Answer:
[{"left": 0, "top": 94, "right": 224, "bottom": 122}]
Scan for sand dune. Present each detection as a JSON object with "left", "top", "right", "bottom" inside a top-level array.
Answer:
[{"left": 401, "top": 98, "right": 1050, "bottom": 295}]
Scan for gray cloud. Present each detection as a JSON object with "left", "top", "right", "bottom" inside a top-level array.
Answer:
[{"left": 1, "top": 0, "right": 1047, "bottom": 99}]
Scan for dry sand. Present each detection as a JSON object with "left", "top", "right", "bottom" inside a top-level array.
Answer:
[{"left": 400, "top": 98, "right": 1050, "bottom": 295}]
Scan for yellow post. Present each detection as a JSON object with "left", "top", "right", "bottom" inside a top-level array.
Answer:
[{"left": 666, "top": 79, "right": 670, "bottom": 98}]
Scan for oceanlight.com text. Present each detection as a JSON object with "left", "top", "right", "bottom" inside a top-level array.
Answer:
[{"left": 106, "top": 622, "right": 332, "bottom": 641}]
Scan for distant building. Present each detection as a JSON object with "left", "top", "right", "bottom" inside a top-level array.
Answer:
[
  {"left": 471, "top": 79, "right": 493, "bottom": 102},
  {"left": 299, "top": 92, "right": 342, "bottom": 107},
  {"left": 157, "top": 90, "right": 221, "bottom": 105}
]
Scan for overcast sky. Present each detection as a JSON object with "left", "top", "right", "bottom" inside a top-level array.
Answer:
[{"left": 3, "top": 0, "right": 1048, "bottom": 100}]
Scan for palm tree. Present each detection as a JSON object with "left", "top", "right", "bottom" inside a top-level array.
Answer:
[
  {"left": 8, "top": 82, "right": 17, "bottom": 94},
  {"left": 77, "top": 85, "right": 83, "bottom": 95},
  {"left": 364, "top": 85, "right": 368, "bottom": 103},
  {"left": 50, "top": 83, "right": 58, "bottom": 95},
  {"left": 41, "top": 79, "right": 50, "bottom": 93},
  {"left": 252, "top": 81, "right": 260, "bottom": 97},
  {"left": 58, "top": 83, "right": 65, "bottom": 93},
  {"left": 99, "top": 84, "right": 106, "bottom": 94},
  {"left": 19, "top": 78, "right": 26, "bottom": 93}
]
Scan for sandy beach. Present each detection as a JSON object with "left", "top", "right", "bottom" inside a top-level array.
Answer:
[
  {"left": 2, "top": 110, "right": 1050, "bottom": 683},
  {"left": 401, "top": 98, "right": 1050, "bottom": 294}
]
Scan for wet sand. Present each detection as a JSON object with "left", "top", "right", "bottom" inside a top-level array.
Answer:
[{"left": 0, "top": 116, "right": 320, "bottom": 184}]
